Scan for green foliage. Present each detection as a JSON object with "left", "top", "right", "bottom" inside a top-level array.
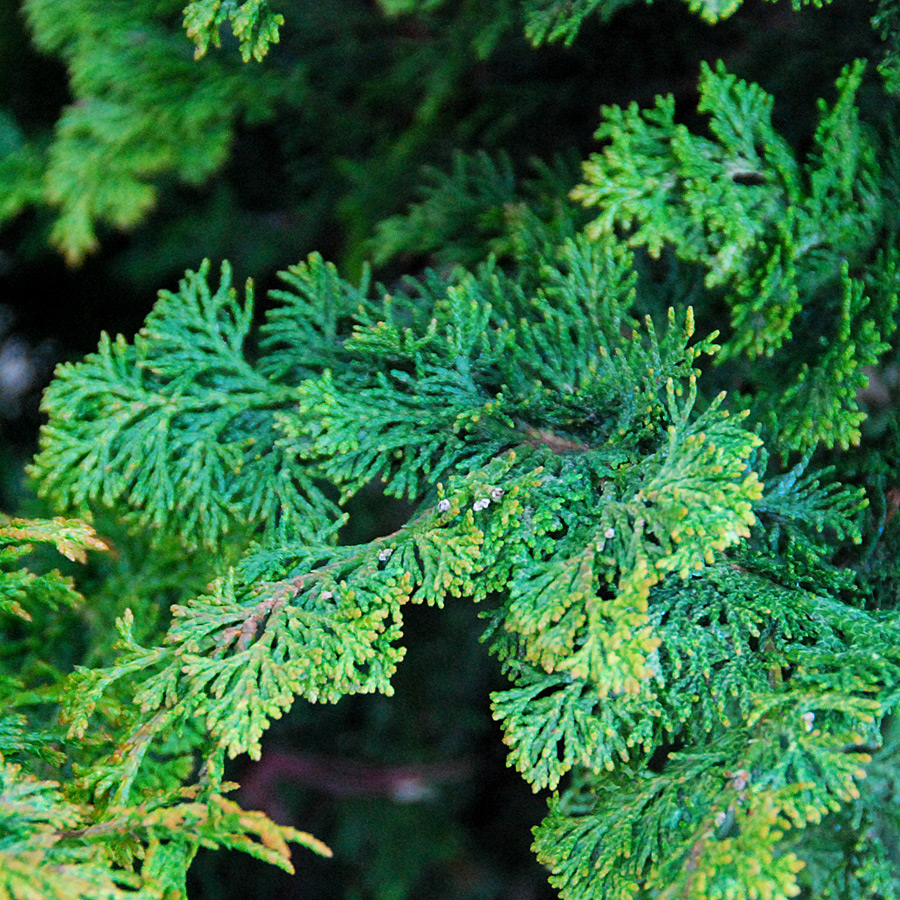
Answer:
[
  {"left": 0, "top": 516, "right": 102, "bottom": 619},
  {"left": 0, "top": 515, "right": 329, "bottom": 899},
  {"left": 574, "top": 60, "right": 900, "bottom": 452},
  {"left": 5, "top": 0, "right": 617, "bottom": 275},
  {"left": 0, "top": 757, "right": 143, "bottom": 900},
  {"left": 521, "top": 0, "right": 634, "bottom": 44},
  {"left": 28, "top": 198, "right": 899, "bottom": 896},
  {"left": 33, "top": 261, "right": 337, "bottom": 548},
  {"left": 17, "top": 0, "right": 288, "bottom": 262},
  {"left": 183, "top": 0, "right": 285, "bottom": 62},
  {"left": 7, "top": 1, "right": 900, "bottom": 899},
  {"left": 34, "top": 237, "right": 763, "bottom": 767},
  {"left": 0, "top": 755, "right": 330, "bottom": 899}
]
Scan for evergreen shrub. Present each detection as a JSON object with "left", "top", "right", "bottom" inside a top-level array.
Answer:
[{"left": 4, "top": 1, "right": 900, "bottom": 898}]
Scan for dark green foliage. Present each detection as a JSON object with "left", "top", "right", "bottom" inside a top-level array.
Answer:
[
  {"left": 369, "top": 152, "right": 586, "bottom": 274},
  {"left": 17, "top": 0, "right": 292, "bottom": 263},
  {"left": 34, "top": 261, "right": 337, "bottom": 548},
  {"left": 875, "top": 0, "right": 900, "bottom": 93},
  {"left": 24, "top": 231, "right": 775, "bottom": 893},
  {"left": 3, "top": 0, "right": 628, "bottom": 279},
  {"left": 574, "top": 60, "right": 900, "bottom": 452},
  {"left": 6, "top": 1, "right": 900, "bottom": 899}
]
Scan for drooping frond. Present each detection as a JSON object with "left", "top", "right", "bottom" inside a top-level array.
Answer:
[{"left": 183, "top": 0, "right": 284, "bottom": 61}]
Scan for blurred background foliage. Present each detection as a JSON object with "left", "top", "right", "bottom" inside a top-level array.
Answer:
[{"left": 0, "top": 0, "right": 894, "bottom": 897}]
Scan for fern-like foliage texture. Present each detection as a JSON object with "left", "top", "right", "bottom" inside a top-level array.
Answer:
[
  {"left": 574, "top": 61, "right": 899, "bottom": 453},
  {"left": 13, "top": 0, "right": 289, "bottom": 262},
  {"left": 183, "top": 0, "right": 284, "bottom": 61},
  {"left": 17, "top": 6, "right": 900, "bottom": 893},
  {"left": 30, "top": 170, "right": 900, "bottom": 897},
  {"left": 0, "top": 514, "right": 328, "bottom": 899}
]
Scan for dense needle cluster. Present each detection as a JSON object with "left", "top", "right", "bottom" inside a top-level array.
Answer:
[{"left": 4, "top": 1, "right": 900, "bottom": 899}]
